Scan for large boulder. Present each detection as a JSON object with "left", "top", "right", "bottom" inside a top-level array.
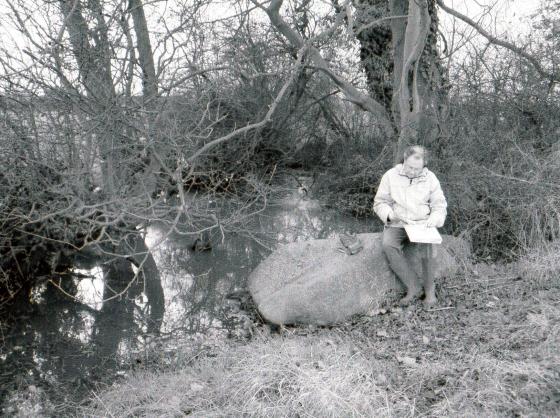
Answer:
[{"left": 248, "top": 232, "right": 469, "bottom": 325}]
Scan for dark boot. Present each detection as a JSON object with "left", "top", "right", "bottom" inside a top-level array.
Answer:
[{"left": 420, "top": 245, "right": 437, "bottom": 307}]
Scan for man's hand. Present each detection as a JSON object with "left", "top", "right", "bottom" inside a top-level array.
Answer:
[
  {"left": 388, "top": 212, "right": 409, "bottom": 224},
  {"left": 387, "top": 212, "right": 399, "bottom": 223},
  {"left": 425, "top": 218, "right": 437, "bottom": 228}
]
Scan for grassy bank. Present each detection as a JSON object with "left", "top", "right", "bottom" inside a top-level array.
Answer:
[{"left": 78, "top": 246, "right": 560, "bottom": 418}]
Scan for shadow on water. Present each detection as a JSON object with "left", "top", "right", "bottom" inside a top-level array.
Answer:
[
  {"left": 0, "top": 185, "right": 383, "bottom": 413},
  {"left": 0, "top": 243, "right": 165, "bottom": 411}
]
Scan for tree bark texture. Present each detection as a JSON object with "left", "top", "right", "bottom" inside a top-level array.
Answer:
[
  {"left": 58, "top": 0, "right": 120, "bottom": 194},
  {"left": 260, "top": 0, "right": 396, "bottom": 138},
  {"left": 128, "top": 0, "right": 158, "bottom": 101},
  {"left": 356, "top": 0, "right": 447, "bottom": 162},
  {"left": 354, "top": 0, "right": 393, "bottom": 111}
]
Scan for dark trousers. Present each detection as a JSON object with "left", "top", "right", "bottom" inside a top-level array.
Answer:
[{"left": 381, "top": 226, "right": 436, "bottom": 296}]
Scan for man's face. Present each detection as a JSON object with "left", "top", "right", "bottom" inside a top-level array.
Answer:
[{"left": 405, "top": 152, "right": 424, "bottom": 169}]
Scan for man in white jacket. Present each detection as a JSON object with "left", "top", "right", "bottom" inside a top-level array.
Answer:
[{"left": 373, "top": 145, "right": 447, "bottom": 306}]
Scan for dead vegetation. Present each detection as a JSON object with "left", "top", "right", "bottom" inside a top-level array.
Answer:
[{"left": 79, "top": 254, "right": 560, "bottom": 418}]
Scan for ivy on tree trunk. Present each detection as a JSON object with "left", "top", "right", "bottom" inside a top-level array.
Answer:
[{"left": 354, "top": 0, "right": 448, "bottom": 162}]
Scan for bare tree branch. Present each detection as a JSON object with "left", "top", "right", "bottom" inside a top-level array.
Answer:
[
  {"left": 437, "top": 0, "right": 558, "bottom": 83},
  {"left": 255, "top": 0, "right": 395, "bottom": 138},
  {"left": 354, "top": 14, "right": 409, "bottom": 37},
  {"left": 185, "top": 45, "right": 309, "bottom": 166}
]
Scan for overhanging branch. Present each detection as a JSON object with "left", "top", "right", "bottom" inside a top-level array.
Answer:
[
  {"left": 255, "top": 0, "right": 395, "bottom": 137},
  {"left": 437, "top": 0, "right": 558, "bottom": 83},
  {"left": 185, "top": 45, "right": 308, "bottom": 165}
]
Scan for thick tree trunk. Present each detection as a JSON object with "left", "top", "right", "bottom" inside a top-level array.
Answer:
[
  {"left": 356, "top": 0, "right": 447, "bottom": 163},
  {"left": 59, "top": 0, "right": 161, "bottom": 197},
  {"left": 58, "top": 0, "right": 115, "bottom": 100},
  {"left": 415, "top": 0, "right": 449, "bottom": 157},
  {"left": 261, "top": 0, "right": 395, "bottom": 138},
  {"left": 58, "top": 2, "right": 163, "bottom": 329},
  {"left": 392, "top": 0, "right": 447, "bottom": 162},
  {"left": 354, "top": 0, "right": 393, "bottom": 111},
  {"left": 128, "top": 0, "right": 158, "bottom": 101},
  {"left": 393, "top": 0, "right": 431, "bottom": 159},
  {"left": 58, "top": 0, "right": 119, "bottom": 194},
  {"left": 127, "top": 0, "right": 162, "bottom": 198}
]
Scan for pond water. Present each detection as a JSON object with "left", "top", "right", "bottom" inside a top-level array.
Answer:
[{"left": 0, "top": 179, "right": 383, "bottom": 414}]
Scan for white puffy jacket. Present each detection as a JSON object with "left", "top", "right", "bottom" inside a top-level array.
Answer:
[{"left": 373, "top": 164, "right": 447, "bottom": 228}]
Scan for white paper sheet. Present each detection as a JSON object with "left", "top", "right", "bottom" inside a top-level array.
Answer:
[{"left": 403, "top": 224, "right": 442, "bottom": 244}]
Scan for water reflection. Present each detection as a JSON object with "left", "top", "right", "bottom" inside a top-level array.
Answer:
[{"left": 0, "top": 190, "right": 381, "bottom": 413}]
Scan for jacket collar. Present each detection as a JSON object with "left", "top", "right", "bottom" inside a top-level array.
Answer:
[{"left": 395, "top": 163, "right": 428, "bottom": 179}]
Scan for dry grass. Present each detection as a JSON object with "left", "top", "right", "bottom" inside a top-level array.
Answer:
[
  {"left": 80, "top": 258, "right": 560, "bottom": 418},
  {"left": 81, "top": 332, "right": 403, "bottom": 417},
  {"left": 518, "top": 239, "right": 560, "bottom": 284}
]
